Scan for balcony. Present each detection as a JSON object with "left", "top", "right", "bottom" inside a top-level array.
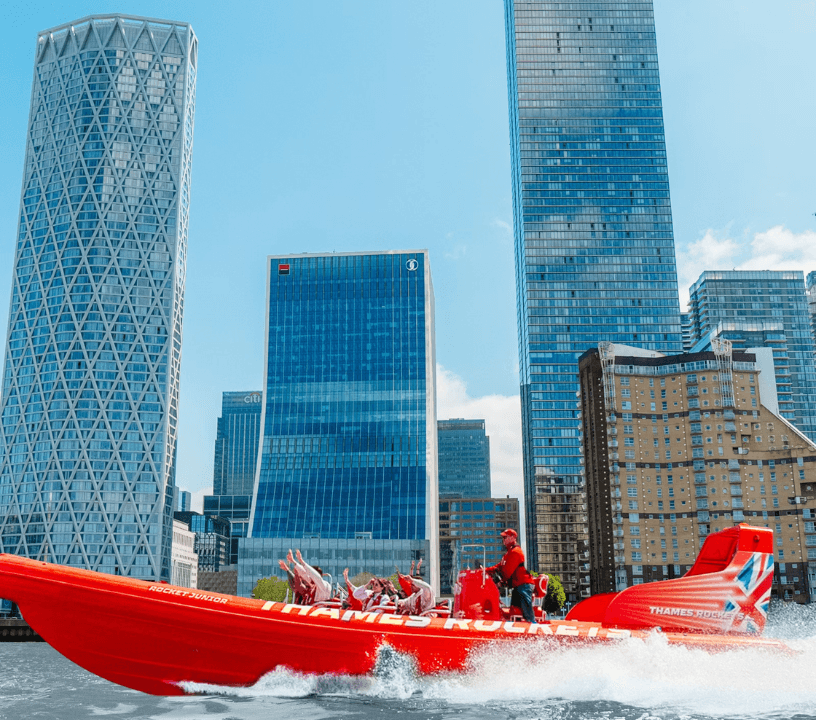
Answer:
[
  {"left": 696, "top": 499, "right": 709, "bottom": 509},
  {"left": 725, "top": 422, "right": 736, "bottom": 432}
]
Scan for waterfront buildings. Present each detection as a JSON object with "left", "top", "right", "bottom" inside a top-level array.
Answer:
[
  {"left": 203, "top": 391, "right": 262, "bottom": 564},
  {"left": 170, "top": 518, "right": 197, "bottom": 588},
  {"left": 238, "top": 252, "right": 438, "bottom": 596},
  {"left": 502, "top": 0, "right": 683, "bottom": 582},
  {"left": 438, "top": 419, "right": 491, "bottom": 498},
  {"left": 174, "top": 511, "right": 230, "bottom": 573},
  {"left": 438, "top": 496, "right": 519, "bottom": 594},
  {"left": 0, "top": 15, "right": 197, "bottom": 581},
  {"left": 578, "top": 342, "right": 816, "bottom": 603},
  {"left": 688, "top": 271, "right": 816, "bottom": 443}
]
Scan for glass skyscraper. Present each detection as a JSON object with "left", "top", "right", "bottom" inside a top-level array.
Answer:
[
  {"left": 0, "top": 15, "right": 197, "bottom": 581},
  {"left": 437, "top": 419, "right": 491, "bottom": 498},
  {"left": 688, "top": 271, "right": 816, "bottom": 442},
  {"left": 204, "top": 391, "right": 262, "bottom": 564},
  {"left": 503, "top": 0, "right": 682, "bottom": 574},
  {"left": 238, "top": 251, "right": 438, "bottom": 596}
]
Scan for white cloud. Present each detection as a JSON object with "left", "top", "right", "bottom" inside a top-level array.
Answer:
[
  {"left": 676, "top": 228, "right": 741, "bottom": 307},
  {"left": 190, "top": 487, "right": 206, "bottom": 514},
  {"left": 444, "top": 243, "right": 467, "bottom": 260},
  {"left": 676, "top": 224, "right": 816, "bottom": 308},
  {"left": 742, "top": 225, "right": 816, "bottom": 272},
  {"left": 436, "top": 363, "right": 524, "bottom": 524}
]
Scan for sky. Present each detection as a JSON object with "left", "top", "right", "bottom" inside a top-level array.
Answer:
[{"left": 0, "top": 1, "right": 813, "bottom": 515}]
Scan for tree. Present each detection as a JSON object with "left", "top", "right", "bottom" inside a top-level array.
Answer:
[
  {"left": 542, "top": 574, "right": 566, "bottom": 613},
  {"left": 252, "top": 576, "right": 290, "bottom": 602}
]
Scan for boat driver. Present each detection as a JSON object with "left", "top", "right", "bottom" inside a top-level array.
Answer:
[{"left": 485, "top": 528, "right": 536, "bottom": 624}]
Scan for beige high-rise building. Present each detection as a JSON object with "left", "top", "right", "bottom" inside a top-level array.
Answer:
[{"left": 578, "top": 341, "right": 816, "bottom": 603}]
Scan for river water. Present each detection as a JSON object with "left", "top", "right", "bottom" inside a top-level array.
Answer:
[{"left": 1, "top": 603, "right": 815, "bottom": 720}]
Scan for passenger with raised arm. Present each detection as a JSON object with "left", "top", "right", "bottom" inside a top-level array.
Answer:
[
  {"left": 396, "top": 558, "right": 434, "bottom": 616},
  {"left": 485, "top": 528, "right": 536, "bottom": 623},
  {"left": 291, "top": 549, "right": 332, "bottom": 603},
  {"left": 344, "top": 569, "right": 390, "bottom": 612},
  {"left": 278, "top": 557, "right": 314, "bottom": 605}
]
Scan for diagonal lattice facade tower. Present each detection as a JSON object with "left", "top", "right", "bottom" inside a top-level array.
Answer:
[{"left": 0, "top": 15, "right": 197, "bottom": 581}]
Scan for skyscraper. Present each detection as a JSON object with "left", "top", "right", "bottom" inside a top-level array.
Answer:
[
  {"left": 238, "top": 251, "right": 438, "bottom": 596},
  {"left": 0, "top": 15, "right": 197, "bottom": 581},
  {"left": 688, "top": 271, "right": 816, "bottom": 443},
  {"left": 503, "top": 1, "right": 682, "bottom": 578},
  {"left": 437, "top": 419, "right": 491, "bottom": 498},
  {"left": 204, "top": 391, "right": 262, "bottom": 564}
]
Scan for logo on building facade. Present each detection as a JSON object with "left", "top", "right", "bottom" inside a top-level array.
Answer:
[
  {"left": 245, "top": 392, "right": 262, "bottom": 404},
  {"left": 406, "top": 259, "right": 418, "bottom": 271}
]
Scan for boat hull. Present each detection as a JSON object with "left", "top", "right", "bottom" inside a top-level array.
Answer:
[{"left": 0, "top": 554, "right": 789, "bottom": 695}]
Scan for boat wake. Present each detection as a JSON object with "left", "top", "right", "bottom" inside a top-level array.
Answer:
[{"left": 181, "top": 611, "right": 816, "bottom": 719}]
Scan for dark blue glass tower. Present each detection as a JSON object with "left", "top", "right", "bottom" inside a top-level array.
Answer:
[
  {"left": 504, "top": 0, "right": 683, "bottom": 575},
  {"left": 239, "top": 251, "right": 438, "bottom": 596},
  {"left": 204, "top": 391, "right": 262, "bottom": 564},
  {"left": 438, "top": 419, "right": 491, "bottom": 498}
]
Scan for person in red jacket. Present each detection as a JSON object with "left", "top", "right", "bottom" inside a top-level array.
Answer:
[{"left": 486, "top": 528, "right": 536, "bottom": 623}]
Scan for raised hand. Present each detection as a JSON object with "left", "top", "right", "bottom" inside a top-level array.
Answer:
[{"left": 287, "top": 549, "right": 295, "bottom": 565}]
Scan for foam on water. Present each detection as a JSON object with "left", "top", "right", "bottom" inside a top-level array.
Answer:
[{"left": 181, "top": 610, "right": 816, "bottom": 719}]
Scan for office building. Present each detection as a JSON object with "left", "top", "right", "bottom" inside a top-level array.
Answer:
[
  {"left": 203, "top": 391, "right": 262, "bottom": 564},
  {"left": 438, "top": 496, "right": 519, "bottom": 594},
  {"left": 806, "top": 271, "right": 816, "bottom": 356},
  {"left": 176, "top": 489, "right": 191, "bottom": 512},
  {"left": 579, "top": 342, "right": 816, "bottom": 603},
  {"left": 503, "top": 0, "right": 683, "bottom": 572},
  {"left": 438, "top": 419, "right": 491, "bottom": 498},
  {"left": 0, "top": 15, "right": 197, "bottom": 581},
  {"left": 174, "top": 511, "right": 230, "bottom": 573},
  {"left": 170, "top": 519, "right": 197, "bottom": 588},
  {"left": 238, "top": 252, "right": 438, "bottom": 597},
  {"left": 688, "top": 271, "right": 816, "bottom": 442}
]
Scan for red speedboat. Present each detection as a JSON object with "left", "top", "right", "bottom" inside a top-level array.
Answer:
[{"left": 0, "top": 524, "right": 786, "bottom": 696}]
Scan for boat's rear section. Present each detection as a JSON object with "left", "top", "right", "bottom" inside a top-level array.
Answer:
[{"left": 566, "top": 524, "right": 774, "bottom": 635}]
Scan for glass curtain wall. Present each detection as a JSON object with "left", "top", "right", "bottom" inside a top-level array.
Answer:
[{"left": 504, "top": 0, "right": 682, "bottom": 572}]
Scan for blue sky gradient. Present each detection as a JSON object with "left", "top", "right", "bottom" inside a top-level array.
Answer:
[{"left": 0, "top": 1, "right": 813, "bottom": 505}]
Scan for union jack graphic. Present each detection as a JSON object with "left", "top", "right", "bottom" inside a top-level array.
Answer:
[{"left": 724, "top": 552, "right": 773, "bottom": 634}]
